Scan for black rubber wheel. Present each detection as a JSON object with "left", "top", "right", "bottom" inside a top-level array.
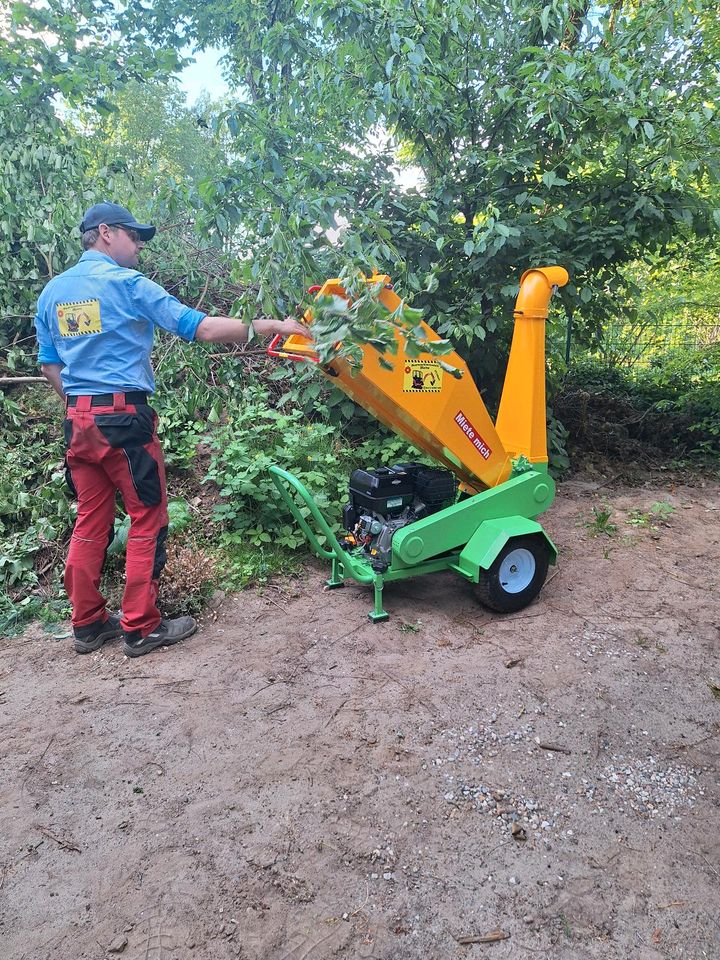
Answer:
[{"left": 475, "top": 535, "right": 551, "bottom": 613}]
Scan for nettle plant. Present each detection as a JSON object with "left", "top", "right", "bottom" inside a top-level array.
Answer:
[
  {"left": 205, "top": 387, "right": 346, "bottom": 549},
  {"left": 204, "top": 385, "right": 425, "bottom": 549}
]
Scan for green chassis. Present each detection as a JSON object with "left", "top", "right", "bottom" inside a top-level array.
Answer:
[{"left": 269, "top": 464, "right": 557, "bottom": 622}]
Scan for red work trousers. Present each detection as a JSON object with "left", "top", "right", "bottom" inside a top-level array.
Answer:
[{"left": 63, "top": 394, "right": 169, "bottom": 641}]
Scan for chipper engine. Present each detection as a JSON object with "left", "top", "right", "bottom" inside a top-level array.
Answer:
[
  {"left": 267, "top": 266, "right": 569, "bottom": 622},
  {"left": 343, "top": 463, "right": 457, "bottom": 571}
]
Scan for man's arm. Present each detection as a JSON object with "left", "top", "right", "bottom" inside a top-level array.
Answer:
[
  {"left": 129, "top": 274, "right": 310, "bottom": 345},
  {"left": 40, "top": 363, "right": 65, "bottom": 399},
  {"left": 195, "top": 314, "right": 309, "bottom": 343}
]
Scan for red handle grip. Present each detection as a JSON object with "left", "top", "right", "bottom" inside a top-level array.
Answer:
[{"left": 267, "top": 334, "right": 318, "bottom": 364}]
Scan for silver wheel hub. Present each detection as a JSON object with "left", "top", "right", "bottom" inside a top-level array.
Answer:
[{"left": 498, "top": 548, "right": 536, "bottom": 594}]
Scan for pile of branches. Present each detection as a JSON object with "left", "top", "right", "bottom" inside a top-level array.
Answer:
[{"left": 552, "top": 382, "right": 700, "bottom": 463}]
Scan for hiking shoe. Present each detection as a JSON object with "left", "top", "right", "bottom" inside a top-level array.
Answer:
[
  {"left": 122, "top": 616, "right": 198, "bottom": 658},
  {"left": 74, "top": 614, "right": 123, "bottom": 654}
]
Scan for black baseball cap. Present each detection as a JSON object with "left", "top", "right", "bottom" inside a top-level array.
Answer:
[{"left": 80, "top": 202, "right": 156, "bottom": 241}]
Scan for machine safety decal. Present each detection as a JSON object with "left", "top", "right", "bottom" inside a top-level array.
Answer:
[
  {"left": 57, "top": 299, "right": 102, "bottom": 337},
  {"left": 454, "top": 411, "right": 492, "bottom": 460},
  {"left": 403, "top": 361, "right": 443, "bottom": 392}
]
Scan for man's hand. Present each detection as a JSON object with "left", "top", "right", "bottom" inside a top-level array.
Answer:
[
  {"left": 254, "top": 316, "right": 312, "bottom": 340},
  {"left": 40, "top": 363, "right": 65, "bottom": 399}
]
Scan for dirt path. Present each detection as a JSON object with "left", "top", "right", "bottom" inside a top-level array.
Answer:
[{"left": 1, "top": 477, "right": 718, "bottom": 960}]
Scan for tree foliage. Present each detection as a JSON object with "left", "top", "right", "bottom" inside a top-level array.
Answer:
[
  {"left": 0, "top": 0, "right": 183, "bottom": 358},
  {"left": 1, "top": 0, "right": 180, "bottom": 110},
  {"left": 0, "top": 102, "right": 101, "bottom": 357},
  {"left": 126, "top": 0, "right": 719, "bottom": 373},
  {"left": 80, "top": 82, "right": 228, "bottom": 208},
  {"left": 3, "top": 0, "right": 717, "bottom": 367}
]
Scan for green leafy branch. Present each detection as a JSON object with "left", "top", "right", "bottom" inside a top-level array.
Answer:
[{"left": 307, "top": 266, "right": 461, "bottom": 377}]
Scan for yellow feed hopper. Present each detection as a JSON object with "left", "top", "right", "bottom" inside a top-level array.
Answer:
[{"left": 272, "top": 267, "right": 568, "bottom": 493}]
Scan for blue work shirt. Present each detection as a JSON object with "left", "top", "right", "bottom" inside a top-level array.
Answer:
[{"left": 34, "top": 251, "right": 206, "bottom": 395}]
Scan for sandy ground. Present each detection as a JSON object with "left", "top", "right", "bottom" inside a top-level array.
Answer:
[{"left": 1, "top": 475, "right": 719, "bottom": 960}]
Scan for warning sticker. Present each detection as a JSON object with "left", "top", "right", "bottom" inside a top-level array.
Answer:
[
  {"left": 57, "top": 299, "right": 102, "bottom": 338},
  {"left": 402, "top": 361, "right": 443, "bottom": 392},
  {"left": 454, "top": 410, "right": 492, "bottom": 460}
]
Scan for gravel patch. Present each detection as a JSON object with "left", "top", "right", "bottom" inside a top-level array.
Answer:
[{"left": 580, "top": 756, "right": 702, "bottom": 817}]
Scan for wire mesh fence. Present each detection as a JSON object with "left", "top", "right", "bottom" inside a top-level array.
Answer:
[{"left": 569, "top": 311, "right": 720, "bottom": 369}]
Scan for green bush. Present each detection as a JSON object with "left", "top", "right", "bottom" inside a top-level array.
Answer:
[
  {"left": 205, "top": 383, "right": 426, "bottom": 550},
  {"left": 554, "top": 345, "right": 720, "bottom": 459},
  {"left": 0, "top": 388, "right": 73, "bottom": 596},
  {"left": 633, "top": 345, "right": 720, "bottom": 451}
]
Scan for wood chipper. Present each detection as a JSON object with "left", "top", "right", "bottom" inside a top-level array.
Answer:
[{"left": 266, "top": 266, "right": 569, "bottom": 622}]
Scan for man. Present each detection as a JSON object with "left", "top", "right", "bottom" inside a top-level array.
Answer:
[{"left": 34, "top": 202, "right": 308, "bottom": 658}]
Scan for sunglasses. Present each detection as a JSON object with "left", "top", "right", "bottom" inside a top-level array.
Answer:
[{"left": 111, "top": 224, "right": 143, "bottom": 244}]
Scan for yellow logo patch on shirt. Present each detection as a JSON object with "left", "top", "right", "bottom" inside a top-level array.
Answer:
[{"left": 57, "top": 299, "right": 102, "bottom": 337}]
